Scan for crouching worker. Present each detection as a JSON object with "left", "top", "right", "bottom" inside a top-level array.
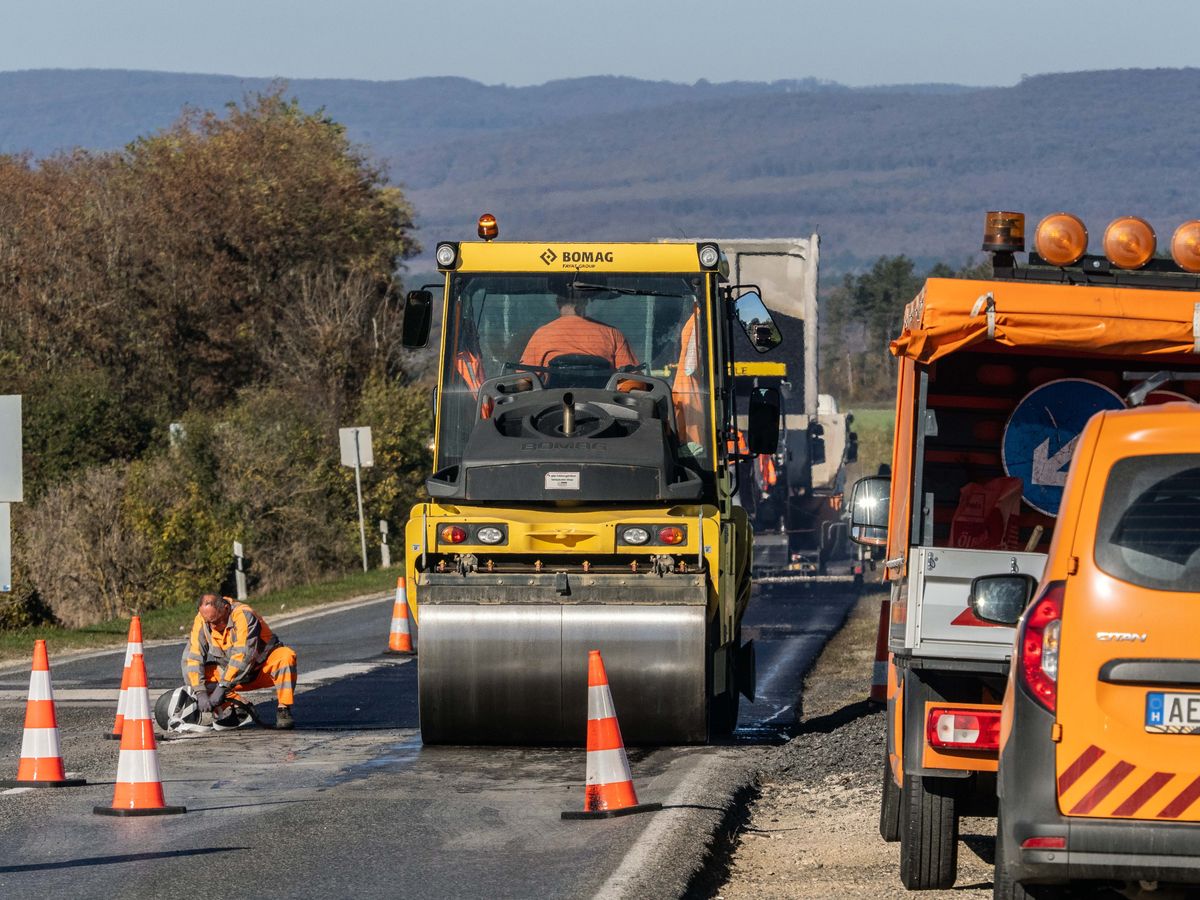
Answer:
[{"left": 181, "top": 593, "right": 297, "bottom": 730}]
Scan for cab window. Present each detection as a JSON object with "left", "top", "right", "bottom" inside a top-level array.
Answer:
[{"left": 1095, "top": 454, "right": 1200, "bottom": 592}]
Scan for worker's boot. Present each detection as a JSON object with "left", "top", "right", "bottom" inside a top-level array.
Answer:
[{"left": 275, "top": 705, "right": 295, "bottom": 730}]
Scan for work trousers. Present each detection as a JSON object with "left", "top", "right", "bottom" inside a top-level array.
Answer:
[{"left": 203, "top": 645, "right": 297, "bottom": 707}]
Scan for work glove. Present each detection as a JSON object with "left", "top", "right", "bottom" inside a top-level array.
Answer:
[
  {"left": 194, "top": 687, "right": 212, "bottom": 714},
  {"left": 208, "top": 685, "right": 226, "bottom": 709}
]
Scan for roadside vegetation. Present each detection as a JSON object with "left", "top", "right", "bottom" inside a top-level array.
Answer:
[{"left": 0, "top": 89, "right": 429, "bottom": 631}]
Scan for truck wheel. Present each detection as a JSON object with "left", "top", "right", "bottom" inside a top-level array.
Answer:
[
  {"left": 899, "top": 773, "right": 958, "bottom": 890},
  {"left": 879, "top": 752, "right": 901, "bottom": 842}
]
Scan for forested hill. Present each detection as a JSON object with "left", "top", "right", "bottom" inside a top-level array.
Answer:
[{"left": 2, "top": 67, "right": 1198, "bottom": 270}]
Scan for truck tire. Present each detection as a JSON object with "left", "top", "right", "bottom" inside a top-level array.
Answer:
[
  {"left": 899, "top": 773, "right": 958, "bottom": 890},
  {"left": 879, "top": 752, "right": 901, "bottom": 842}
]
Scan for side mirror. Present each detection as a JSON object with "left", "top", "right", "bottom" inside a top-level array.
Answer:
[
  {"left": 747, "top": 387, "right": 780, "bottom": 454},
  {"left": 733, "top": 289, "right": 782, "bottom": 353},
  {"left": 849, "top": 475, "right": 890, "bottom": 546},
  {"left": 808, "top": 422, "right": 825, "bottom": 466},
  {"left": 846, "top": 430, "right": 859, "bottom": 464},
  {"left": 402, "top": 289, "right": 434, "bottom": 348},
  {"left": 968, "top": 574, "right": 1038, "bottom": 626}
]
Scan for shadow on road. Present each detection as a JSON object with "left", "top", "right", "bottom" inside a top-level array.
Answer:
[
  {"left": 0, "top": 846, "right": 248, "bottom": 874},
  {"left": 795, "top": 698, "right": 875, "bottom": 734}
]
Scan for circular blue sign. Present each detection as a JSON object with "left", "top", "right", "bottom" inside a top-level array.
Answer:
[{"left": 1002, "top": 378, "right": 1125, "bottom": 516}]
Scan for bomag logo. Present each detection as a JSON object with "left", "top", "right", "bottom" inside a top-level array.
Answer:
[
  {"left": 522, "top": 441, "right": 607, "bottom": 451},
  {"left": 541, "top": 247, "right": 614, "bottom": 267}
]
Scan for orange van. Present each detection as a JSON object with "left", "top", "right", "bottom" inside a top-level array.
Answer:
[{"left": 987, "top": 402, "right": 1200, "bottom": 897}]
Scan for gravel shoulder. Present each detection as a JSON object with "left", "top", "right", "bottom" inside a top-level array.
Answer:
[{"left": 713, "top": 589, "right": 995, "bottom": 899}]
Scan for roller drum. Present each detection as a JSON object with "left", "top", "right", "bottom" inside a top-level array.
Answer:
[{"left": 418, "top": 602, "right": 708, "bottom": 745}]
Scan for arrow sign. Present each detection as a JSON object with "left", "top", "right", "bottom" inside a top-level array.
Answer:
[{"left": 1002, "top": 379, "right": 1124, "bottom": 516}]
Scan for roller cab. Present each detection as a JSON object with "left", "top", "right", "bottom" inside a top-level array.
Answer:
[{"left": 401, "top": 225, "right": 779, "bottom": 745}]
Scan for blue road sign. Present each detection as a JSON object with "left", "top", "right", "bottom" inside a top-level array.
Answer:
[{"left": 1002, "top": 379, "right": 1125, "bottom": 516}]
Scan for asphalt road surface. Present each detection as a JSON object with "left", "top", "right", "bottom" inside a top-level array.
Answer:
[{"left": 0, "top": 579, "right": 860, "bottom": 899}]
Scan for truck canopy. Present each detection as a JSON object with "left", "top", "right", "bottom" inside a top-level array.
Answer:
[{"left": 892, "top": 278, "right": 1200, "bottom": 363}]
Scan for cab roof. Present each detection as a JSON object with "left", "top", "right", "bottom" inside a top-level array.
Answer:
[
  {"left": 450, "top": 241, "right": 710, "bottom": 274},
  {"left": 891, "top": 277, "right": 1200, "bottom": 364}
]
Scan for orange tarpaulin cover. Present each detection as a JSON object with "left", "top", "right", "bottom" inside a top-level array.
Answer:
[{"left": 890, "top": 278, "right": 1200, "bottom": 363}]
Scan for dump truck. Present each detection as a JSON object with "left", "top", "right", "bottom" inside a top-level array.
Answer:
[
  {"left": 399, "top": 216, "right": 788, "bottom": 744},
  {"left": 673, "top": 237, "right": 858, "bottom": 579},
  {"left": 849, "top": 210, "right": 1200, "bottom": 889}
]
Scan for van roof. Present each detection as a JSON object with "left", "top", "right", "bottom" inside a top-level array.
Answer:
[{"left": 892, "top": 277, "right": 1200, "bottom": 364}]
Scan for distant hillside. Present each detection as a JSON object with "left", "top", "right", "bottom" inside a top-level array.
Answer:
[{"left": 2, "top": 67, "right": 1197, "bottom": 271}]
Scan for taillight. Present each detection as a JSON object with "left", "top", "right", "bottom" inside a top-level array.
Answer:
[
  {"left": 1019, "top": 580, "right": 1065, "bottom": 712},
  {"left": 439, "top": 525, "right": 467, "bottom": 544},
  {"left": 658, "top": 526, "right": 685, "bottom": 545},
  {"left": 926, "top": 708, "right": 1002, "bottom": 750},
  {"left": 1021, "top": 836, "right": 1066, "bottom": 850}
]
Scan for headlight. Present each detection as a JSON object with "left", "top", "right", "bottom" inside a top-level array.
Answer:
[
  {"left": 697, "top": 243, "right": 720, "bottom": 269},
  {"left": 476, "top": 526, "right": 505, "bottom": 545},
  {"left": 435, "top": 243, "right": 458, "bottom": 268},
  {"left": 621, "top": 526, "right": 651, "bottom": 545}
]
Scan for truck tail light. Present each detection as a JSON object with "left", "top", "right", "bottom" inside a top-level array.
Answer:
[
  {"left": 1021, "top": 836, "right": 1066, "bottom": 850},
  {"left": 926, "top": 708, "right": 1002, "bottom": 750},
  {"left": 657, "top": 526, "right": 685, "bottom": 545},
  {"left": 439, "top": 525, "right": 467, "bottom": 544},
  {"left": 1019, "top": 580, "right": 1065, "bottom": 712}
]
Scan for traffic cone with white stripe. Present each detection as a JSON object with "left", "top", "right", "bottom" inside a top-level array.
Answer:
[
  {"left": 562, "top": 650, "right": 661, "bottom": 820},
  {"left": 869, "top": 597, "right": 890, "bottom": 705},
  {"left": 0, "top": 640, "right": 86, "bottom": 787},
  {"left": 94, "top": 652, "right": 186, "bottom": 816},
  {"left": 105, "top": 616, "right": 143, "bottom": 740},
  {"left": 387, "top": 577, "right": 415, "bottom": 655}
]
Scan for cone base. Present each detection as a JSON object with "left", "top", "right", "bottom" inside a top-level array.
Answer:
[
  {"left": 103, "top": 732, "right": 122, "bottom": 740},
  {"left": 561, "top": 802, "right": 662, "bottom": 820},
  {"left": 94, "top": 805, "right": 187, "bottom": 817},
  {"left": 0, "top": 778, "right": 87, "bottom": 788},
  {"left": 386, "top": 648, "right": 416, "bottom": 656}
]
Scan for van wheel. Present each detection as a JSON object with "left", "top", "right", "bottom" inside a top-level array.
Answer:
[
  {"left": 879, "top": 753, "right": 901, "bottom": 842},
  {"left": 993, "top": 815, "right": 1062, "bottom": 899},
  {"left": 899, "top": 774, "right": 958, "bottom": 890}
]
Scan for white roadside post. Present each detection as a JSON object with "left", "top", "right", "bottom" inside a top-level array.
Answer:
[
  {"left": 379, "top": 519, "right": 391, "bottom": 569},
  {"left": 233, "top": 541, "right": 248, "bottom": 601},
  {"left": 0, "top": 396, "right": 23, "bottom": 593},
  {"left": 338, "top": 426, "right": 374, "bottom": 573}
]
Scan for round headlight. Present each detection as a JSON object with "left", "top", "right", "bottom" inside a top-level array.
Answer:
[
  {"left": 1034, "top": 212, "right": 1088, "bottom": 266},
  {"left": 622, "top": 527, "right": 650, "bottom": 545},
  {"left": 435, "top": 243, "right": 457, "bottom": 268},
  {"left": 1103, "top": 216, "right": 1156, "bottom": 270},
  {"left": 698, "top": 244, "right": 720, "bottom": 268},
  {"left": 476, "top": 526, "right": 504, "bottom": 545}
]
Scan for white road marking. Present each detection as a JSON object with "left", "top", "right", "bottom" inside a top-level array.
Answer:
[
  {"left": 592, "top": 751, "right": 731, "bottom": 900},
  {"left": 0, "top": 689, "right": 119, "bottom": 702},
  {"left": 1, "top": 788, "right": 34, "bottom": 795}
]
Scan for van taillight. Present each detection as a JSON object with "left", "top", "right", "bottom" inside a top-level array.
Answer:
[
  {"left": 1019, "top": 580, "right": 1065, "bottom": 712},
  {"left": 927, "top": 708, "right": 1002, "bottom": 750}
]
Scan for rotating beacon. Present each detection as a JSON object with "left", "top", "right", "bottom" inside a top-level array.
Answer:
[{"left": 400, "top": 215, "right": 786, "bottom": 744}]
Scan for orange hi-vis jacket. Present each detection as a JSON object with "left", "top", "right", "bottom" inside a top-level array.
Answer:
[
  {"left": 454, "top": 350, "right": 485, "bottom": 393},
  {"left": 520, "top": 315, "right": 638, "bottom": 369},
  {"left": 182, "top": 600, "right": 281, "bottom": 691}
]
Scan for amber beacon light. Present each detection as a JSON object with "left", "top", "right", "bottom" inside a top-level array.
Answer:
[
  {"left": 1034, "top": 213, "right": 1088, "bottom": 266},
  {"left": 1171, "top": 220, "right": 1200, "bottom": 273},
  {"left": 1103, "top": 216, "right": 1156, "bottom": 269},
  {"left": 477, "top": 213, "right": 499, "bottom": 241},
  {"left": 982, "top": 211, "right": 1026, "bottom": 253}
]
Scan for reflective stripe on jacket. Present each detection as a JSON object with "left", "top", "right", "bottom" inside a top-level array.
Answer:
[{"left": 181, "top": 600, "right": 281, "bottom": 690}]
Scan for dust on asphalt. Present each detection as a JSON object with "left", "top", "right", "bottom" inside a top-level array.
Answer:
[{"left": 709, "top": 589, "right": 995, "bottom": 900}]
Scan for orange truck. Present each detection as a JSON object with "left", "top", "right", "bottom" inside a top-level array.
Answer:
[{"left": 849, "top": 211, "right": 1200, "bottom": 890}]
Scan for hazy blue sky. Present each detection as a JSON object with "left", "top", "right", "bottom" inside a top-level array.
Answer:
[{"left": 4, "top": 0, "right": 1198, "bottom": 87}]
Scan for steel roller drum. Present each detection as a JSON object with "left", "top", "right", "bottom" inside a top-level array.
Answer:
[{"left": 417, "top": 602, "right": 709, "bottom": 745}]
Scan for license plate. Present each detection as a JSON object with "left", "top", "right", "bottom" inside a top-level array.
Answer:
[{"left": 1145, "top": 691, "right": 1200, "bottom": 734}]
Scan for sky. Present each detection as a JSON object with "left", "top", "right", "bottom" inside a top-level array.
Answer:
[{"left": 2, "top": 0, "right": 1198, "bottom": 87}]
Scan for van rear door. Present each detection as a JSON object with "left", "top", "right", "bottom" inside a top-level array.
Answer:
[{"left": 1056, "top": 449, "right": 1200, "bottom": 822}]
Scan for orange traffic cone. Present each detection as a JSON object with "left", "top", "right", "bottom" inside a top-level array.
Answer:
[
  {"left": 105, "top": 616, "right": 143, "bottom": 740},
  {"left": 387, "top": 577, "right": 415, "bottom": 655},
  {"left": 869, "top": 597, "right": 890, "bottom": 705},
  {"left": 94, "top": 653, "right": 186, "bottom": 816},
  {"left": 0, "top": 640, "right": 86, "bottom": 788},
  {"left": 562, "top": 650, "right": 661, "bottom": 820}
]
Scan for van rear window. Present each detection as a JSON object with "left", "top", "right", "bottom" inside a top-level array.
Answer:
[{"left": 1096, "top": 455, "right": 1200, "bottom": 592}]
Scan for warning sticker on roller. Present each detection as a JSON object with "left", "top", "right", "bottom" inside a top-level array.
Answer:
[{"left": 545, "top": 472, "right": 580, "bottom": 490}]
